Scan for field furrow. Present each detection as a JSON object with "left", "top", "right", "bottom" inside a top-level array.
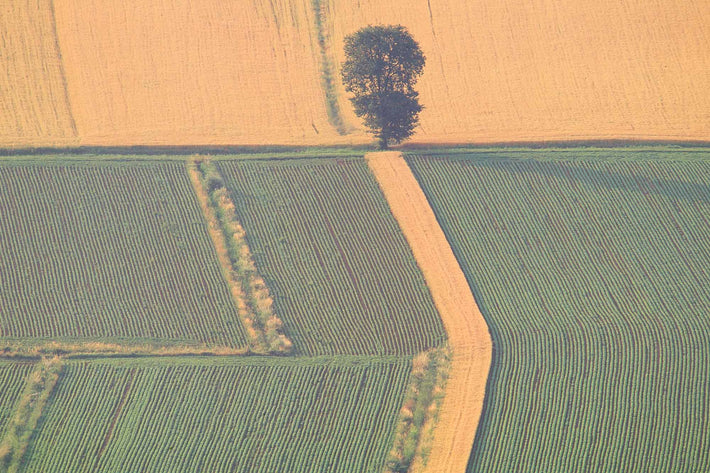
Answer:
[{"left": 0, "top": 159, "right": 247, "bottom": 348}]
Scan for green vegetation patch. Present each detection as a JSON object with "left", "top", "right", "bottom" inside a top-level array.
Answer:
[
  {"left": 0, "top": 362, "right": 35, "bottom": 438},
  {"left": 216, "top": 157, "right": 446, "bottom": 356},
  {"left": 407, "top": 149, "right": 710, "bottom": 472},
  {"left": 386, "top": 348, "right": 451, "bottom": 472},
  {"left": 21, "top": 356, "right": 410, "bottom": 473},
  {"left": 0, "top": 160, "right": 247, "bottom": 348},
  {"left": 0, "top": 358, "right": 63, "bottom": 472},
  {"left": 191, "top": 159, "right": 291, "bottom": 354}
]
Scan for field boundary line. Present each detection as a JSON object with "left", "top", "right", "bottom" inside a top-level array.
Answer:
[
  {"left": 312, "top": 0, "right": 348, "bottom": 135},
  {"left": 385, "top": 347, "right": 451, "bottom": 472},
  {"left": 188, "top": 159, "right": 291, "bottom": 354},
  {"left": 47, "top": 0, "right": 78, "bottom": 137},
  {"left": 0, "top": 341, "right": 249, "bottom": 361},
  {"left": 366, "top": 152, "right": 492, "bottom": 473}
]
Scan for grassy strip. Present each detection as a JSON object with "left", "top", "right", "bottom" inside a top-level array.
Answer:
[
  {"left": 312, "top": 0, "right": 348, "bottom": 135},
  {"left": 385, "top": 347, "right": 451, "bottom": 472},
  {"left": 0, "top": 357, "right": 63, "bottom": 472},
  {"left": 60, "top": 354, "right": 410, "bottom": 370},
  {"left": 0, "top": 148, "right": 370, "bottom": 162},
  {"left": 404, "top": 146, "right": 710, "bottom": 160},
  {"left": 0, "top": 341, "right": 248, "bottom": 360},
  {"left": 190, "top": 158, "right": 292, "bottom": 354}
]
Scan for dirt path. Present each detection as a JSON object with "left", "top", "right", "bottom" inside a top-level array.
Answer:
[{"left": 366, "top": 152, "right": 492, "bottom": 473}]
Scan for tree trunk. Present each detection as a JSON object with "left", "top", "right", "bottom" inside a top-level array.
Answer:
[{"left": 378, "top": 134, "right": 389, "bottom": 150}]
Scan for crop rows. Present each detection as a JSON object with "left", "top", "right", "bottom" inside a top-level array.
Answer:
[
  {"left": 407, "top": 150, "right": 710, "bottom": 473},
  {"left": 21, "top": 357, "right": 410, "bottom": 472},
  {"left": 0, "top": 358, "right": 63, "bottom": 471},
  {"left": 0, "top": 363, "right": 34, "bottom": 438},
  {"left": 189, "top": 160, "right": 291, "bottom": 353},
  {"left": 216, "top": 158, "right": 446, "bottom": 356},
  {"left": 0, "top": 160, "right": 247, "bottom": 348}
]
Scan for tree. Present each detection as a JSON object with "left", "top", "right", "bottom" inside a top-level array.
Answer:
[{"left": 341, "top": 25, "right": 425, "bottom": 149}]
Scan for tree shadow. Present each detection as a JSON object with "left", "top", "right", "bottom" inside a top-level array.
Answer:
[{"left": 431, "top": 150, "right": 710, "bottom": 205}]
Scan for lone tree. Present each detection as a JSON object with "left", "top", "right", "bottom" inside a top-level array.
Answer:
[{"left": 341, "top": 25, "right": 425, "bottom": 149}]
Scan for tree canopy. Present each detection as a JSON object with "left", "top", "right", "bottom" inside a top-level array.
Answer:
[{"left": 341, "top": 25, "right": 425, "bottom": 149}]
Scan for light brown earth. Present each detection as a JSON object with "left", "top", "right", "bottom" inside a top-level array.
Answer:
[
  {"left": 366, "top": 152, "right": 492, "bottom": 473},
  {"left": 2, "top": 0, "right": 707, "bottom": 148}
]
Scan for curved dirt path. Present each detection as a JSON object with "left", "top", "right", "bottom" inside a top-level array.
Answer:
[{"left": 366, "top": 152, "right": 492, "bottom": 473}]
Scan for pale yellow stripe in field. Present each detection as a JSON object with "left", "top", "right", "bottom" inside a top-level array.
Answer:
[{"left": 366, "top": 152, "right": 492, "bottom": 473}]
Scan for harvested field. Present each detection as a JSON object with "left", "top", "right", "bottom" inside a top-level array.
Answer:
[
  {"left": 0, "top": 159, "right": 248, "bottom": 348},
  {"left": 0, "top": 362, "right": 35, "bottom": 438},
  {"left": 408, "top": 149, "right": 710, "bottom": 472},
  {"left": 21, "top": 356, "right": 410, "bottom": 473},
  {"left": 49, "top": 0, "right": 343, "bottom": 146},
  {"left": 216, "top": 157, "right": 446, "bottom": 356},
  {"left": 366, "top": 152, "right": 491, "bottom": 473},
  {"left": 324, "top": 0, "right": 710, "bottom": 142},
  {"left": 0, "top": 0, "right": 77, "bottom": 147},
  {"left": 2, "top": 1, "right": 706, "bottom": 148}
]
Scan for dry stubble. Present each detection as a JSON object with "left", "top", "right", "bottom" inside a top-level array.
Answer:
[
  {"left": 52, "top": 0, "right": 350, "bottom": 146},
  {"left": 328, "top": 0, "right": 709, "bottom": 143},
  {"left": 3, "top": 1, "right": 707, "bottom": 147},
  {"left": 366, "top": 152, "right": 492, "bottom": 473},
  {"left": 0, "top": 0, "right": 77, "bottom": 147}
]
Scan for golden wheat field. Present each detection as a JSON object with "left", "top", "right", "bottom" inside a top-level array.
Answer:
[
  {"left": 325, "top": 0, "right": 710, "bottom": 143},
  {"left": 52, "top": 0, "right": 345, "bottom": 146},
  {"left": 0, "top": 0, "right": 77, "bottom": 147},
  {"left": 1, "top": 0, "right": 707, "bottom": 145}
]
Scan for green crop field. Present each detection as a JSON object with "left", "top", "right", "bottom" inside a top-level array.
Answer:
[
  {"left": 0, "top": 159, "right": 247, "bottom": 348},
  {"left": 407, "top": 149, "right": 710, "bottom": 472},
  {"left": 216, "top": 157, "right": 446, "bottom": 356},
  {"left": 0, "top": 154, "right": 446, "bottom": 472},
  {"left": 20, "top": 356, "right": 410, "bottom": 473},
  {"left": 0, "top": 362, "right": 34, "bottom": 437},
  {"left": 5, "top": 149, "right": 707, "bottom": 472}
]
